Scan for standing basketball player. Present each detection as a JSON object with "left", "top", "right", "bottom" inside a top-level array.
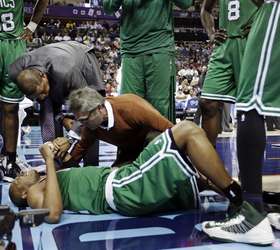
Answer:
[
  {"left": 0, "top": 0, "right": 48, "bottom": 178},
  {"left": 200, "top": 0, "right": 259, "bottom": 145},
  {"left": 202, "top": 0, "right": 280, "bottom": 241},
  {"left": 103, "top": 0, "right": 193, "bottom": 123}
]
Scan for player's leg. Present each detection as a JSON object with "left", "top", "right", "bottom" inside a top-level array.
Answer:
[
  {"left": 200, "top": 41, "right": 236, "bottom": 146},
  {"left": 236, "top": 1, "right": 280, "bottom": 210},
  {"left": 105, "top": 126, "right": 202, "bottom": 216},
  {"left": 145, "top": 53, "right": 176, "bottom": 123},
  {"left": 201, "top": 3, "right": 279, "bottom": 244},
  {"left": 0, "top": 40, "right": 26, "bottom": 178},
  {"left": 120, "top": 56, "right": 145, "bottom": 97},
  {"left": 200, "top": 99, "right": 223, "bottom": 146}
]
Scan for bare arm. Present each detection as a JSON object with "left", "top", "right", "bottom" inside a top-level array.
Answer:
[
  {"left": 40, "top": 143, "right": 63, "bottom": 224},
  {"left": 201, "top": 0, "right": 228, "bottom": 44},
  {"left": 30, "top": 0, "right": 49, "bottom": 24},
  {"left": 200, "top": 0, "right": 216, "bottom": 40},
  {"left": 20, "top": 0, "right": 48, "bottom": 40}
]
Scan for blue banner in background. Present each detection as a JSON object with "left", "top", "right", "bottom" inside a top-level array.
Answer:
[{"left": 24, "top": 5, "right": 120, "bottom": 20}]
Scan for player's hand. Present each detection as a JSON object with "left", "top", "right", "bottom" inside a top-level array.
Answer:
[
  {"left": 40, "top": 142, "right": 55, "bottom": 160},
  {"left": 52, "top": 137, "right": 70, "bottom": 158},
  {"left": 210, "top": 29, "right": 228, "bottom": 46},
  {"left": 19, "top": 27, "right": 33, "bottom": 42},
  {"left": 62, "top": 117, "right": 74, "bottom": 131}
]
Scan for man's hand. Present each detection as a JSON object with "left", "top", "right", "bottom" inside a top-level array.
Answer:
[
  {"left": 62, "top": 117, "right": 74, "bottom": 131},
  {"left": 52, "top": 137, "right": 71, "bottom": 158},
  {"left": 20, "top": 27, "right": 33, "bottom": 42},
  {"left": 40, "top": 142, "right": 55, "bottom": 161},
  {"left": 209, "top": 29, "right": 228, "bottom": 46}
]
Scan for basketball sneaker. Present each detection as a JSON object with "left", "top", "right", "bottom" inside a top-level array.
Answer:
[
  {"left": 267, "top": 213, "right": 280, "bottom": 230},
  {"left": 202, "top": 201, "right": 275, "bottom": 245}
]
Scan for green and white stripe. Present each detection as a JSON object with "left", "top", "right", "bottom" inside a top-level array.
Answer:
[
  {"left": 201, "top": 93, "right": 236, "bottom": 103},
  {"left": 105, "top": 130, "right": 200, "bottom": 212},
  {"left": 236, "top": 1, "right": 280, "bottom": 115}
]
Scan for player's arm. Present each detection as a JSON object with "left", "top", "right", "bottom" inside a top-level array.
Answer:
[
  {"left": 20, "top": 0, "right": 49, "bottom": 41},
  {"left": 39, "top": 143, "right": 63, "bottom": 224},
  {"left": 251, "top": 0, "right": 263, "bottom": 7},
  {"left": 103, "top": 0, "right": 122, "bottom": 14},
  {"left": 201, "top": 0, "right": 227, "bottom": 44},
  {"left": 201, "top": 0, "right": 216, "bottom": 40},
  {"left": 172, "top": 0, "right": 193, "bottom": 10}
]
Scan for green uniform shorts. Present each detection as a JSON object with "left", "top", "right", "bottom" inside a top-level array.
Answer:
[
  {"left": 201, "top": 37, "right": 247, "bottom": 103},
  {"left": 105, "top": 129, "right": 200, "bottom": 216},
  {"left": 236, "top": 1, "right": 280, "bottom": 116},
  {"left": 121, "top": 53, "right": 176, "bottom": 123},
  {"left": 0, "top": 39, "right": 25, "bottom": 103}
]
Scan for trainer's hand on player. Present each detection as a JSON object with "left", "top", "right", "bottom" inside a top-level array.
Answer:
[
  {"left": 40, "top": 142, "right": 55, "bottom": 161},
  {"left": 210, "top": 29, "right": 227, "bottom": 46},
  {"left": 19, "top": 27, "right": 33, "bottom": 42},
  {"left": 52, "top": 137, "right": 70, "bottom": 158}
]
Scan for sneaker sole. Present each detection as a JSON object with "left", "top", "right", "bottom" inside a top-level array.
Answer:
[{"left": 202, "top": 218, "right": 275, "bottom": 246}]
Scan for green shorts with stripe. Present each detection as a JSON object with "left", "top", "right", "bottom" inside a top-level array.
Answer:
[
  {"left": 201, "top": 37, "right": 247, "bottom": 103},
  {"left": 121, "top": 53, "right": 176, "bottom": 123},
  {"left": 0, "top": 39, "right": 26, "bottom": 103},
  {"left": 105, "top": 129, "right": 200, "bottom": 216},
  {"left": 236, "top": 1, "right": 280, "bottom": 116}
]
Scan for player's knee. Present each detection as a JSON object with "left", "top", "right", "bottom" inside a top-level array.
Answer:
[
  {"left": 199, "top": 99, "right": 221, "bottom": 118},
  {"left": 179, "top": 120, "right": 205, "bottom": 139}
]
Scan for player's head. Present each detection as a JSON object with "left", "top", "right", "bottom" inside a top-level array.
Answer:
[
  {"left": 69, "top": 87, "right": 106, "bottom": 130},
  {"left": 17, "top": 68, "right": 49, "bottom": 101},
  {"left": 9, "top": 170, "right": 40, "bottom": 207}
]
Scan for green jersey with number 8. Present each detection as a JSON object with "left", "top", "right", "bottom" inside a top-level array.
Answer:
[
  {"left": 0, "top": 0, "right": 24, "bottom": 39},
  {"left": 219, "top": 0, "right": 259, "bottom": 37}
]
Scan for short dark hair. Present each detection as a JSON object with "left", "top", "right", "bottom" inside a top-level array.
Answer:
[
  {"left": 17, "top": 68, "right": 43, "bottom": 96},
  {"left": 9, "top": 185, "right": 28, "bottom": 208}
]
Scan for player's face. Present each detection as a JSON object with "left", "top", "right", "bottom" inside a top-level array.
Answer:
[
  {"left": 11, "top": 170, "right": 40, "bottom": 195},
  {"left": 76, "top": 106, "right": 104, "bottom": 130}
]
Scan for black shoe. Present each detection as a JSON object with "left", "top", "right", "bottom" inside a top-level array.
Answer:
[
  {"left": 263, "top": 191, "right": 280, "bottom": 205},
  {"left": 3, "top": 162, "right": 22, "bottom": 182},
  {"left": 263, "top": 191, "right": 280, "bottom": 212}
]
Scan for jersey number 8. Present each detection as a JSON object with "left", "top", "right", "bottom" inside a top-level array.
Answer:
[
  {"left": 0, "top": 13, "right": 15, "bottom": 32},
  {"left": 228, "top": 0, "right": 240, "bottom": 21}
]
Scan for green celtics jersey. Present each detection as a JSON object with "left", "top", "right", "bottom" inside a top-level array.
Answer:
[
  {"left": 57, "top": 167, "right": 112, "bottom": 214},
  {"left": 219, "top": 0, "right": 259, "bottom": 37},
  {"left": 0, "top": 0, "right": 24, "bottom": 39}
]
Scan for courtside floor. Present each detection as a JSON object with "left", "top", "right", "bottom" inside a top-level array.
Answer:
[{"left": 1, "top": 127, "right": 280, "bottom": 250}]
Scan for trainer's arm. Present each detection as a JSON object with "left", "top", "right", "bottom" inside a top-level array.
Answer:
[
  {"left": 103, "top": 0, "right": 122, "bottom": 14},
  {"left": 201, "top": 0, "right": 216, "bottom": 41},
  {"left": 40, "top": 143, "right": 63, "bottom": 223},
  {"left": 132, "top": 96, "right": 173, "bottom": 131},
  {"left": 68, "top": 127, "right": 95, "bottom": 163}
]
